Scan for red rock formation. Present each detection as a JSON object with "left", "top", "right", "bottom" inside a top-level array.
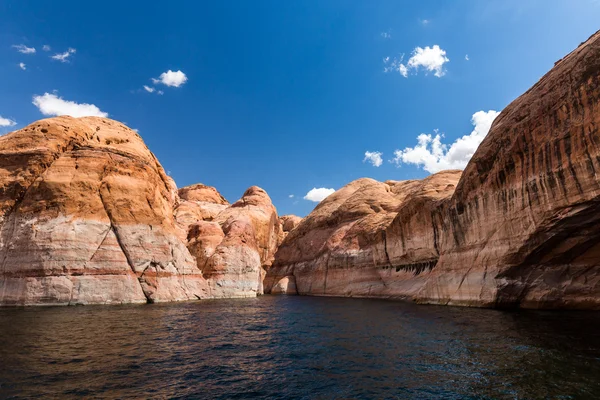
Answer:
[
  {"left": 267, "top": 31, "right": 600, "bottom": 309},
  {"left": 277, "top": 214, "right": 302, "bottom": 245},
  {"left": 0, "top": 116, "right": 208, "bottom": 305},
  {"left": 264, "top": 173, "right": 461, "bottom": 297},
  {"left": 176, "top": 185, "right": 282, "bottom": 298},
  {"left": 0, "top": 117, "right": 283, "bottom": 305}
]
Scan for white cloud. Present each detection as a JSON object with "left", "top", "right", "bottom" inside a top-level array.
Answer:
[
  {"left": 288, "top": 194, "right": 294, "bottom": 198},
  {"left": 384, "top": 45, "right": 449, "bottom": 78},
  {"left": 152, "top": 70, "right": 188, "bottom": 87},
  {"left": 12, "top": 44, "right": 35, "bottom": 54},
  {"left": 42, "top": 45, "right": 51, "bottom": 51},
  {"left": 392, "top": 110, "right": 500, "bottom": 173},
  {"left": 32, "top": 92, "right": 108, "bottom": 118},
  {"left": 0, "top": 116, "right": 17, "bottom": 127},
  {"left": 406, "top": 45, "right": 449, "bottom": 77},
  {"left": 51, "top": 48, "right": 76, "bottom": 62},
  {"left": 304, "top": 187, "right": 335, "bottom": 202},
  {"left": 363, "top": 151, "right": 383, "bottom": 167},
  {"left": 465, "top": 54, "right": 470, "bottom": 61},
  {"left": 158, "top": 90, "right": 164, "bottom": 95},
  {"left": 398, "top": 64, "right": 408, "bottom": 77},
  {"left": 18, "top": 63, "right": 26, "bottom": 70},
  {"left": 381, "top": 31, "right": 391, "bottom": 39},
  {"left": 419, "top": 19, "right": 430, "bottom": 26},
  {"left": 132, "top": 128, "right": 139, "bottom": 133},
  {"left": 143, "top": 85, "right": 156, "bottom": 93}
]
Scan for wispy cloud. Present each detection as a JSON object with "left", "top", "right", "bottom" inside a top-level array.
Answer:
[
  {"left": 304, "top": 187, "right": 335, "bottom": 202},
  {"left": 51, "top": 48, "right": 76, "bottom": 63},
  {"left": 419, "top": 19, "right": 430, "bottom": 26},
  {"left": 32, "top": 92, "right": 108, "bottom": 118},
  {"left": 152, "top": 70, "right": 188, "bottom": 87},
  {"left": 288, "top": 194, "right": 295, "bottom": 198},
  {"left": 42, "top": 45, "right": 51, "bottom": 51},
  {"left": 12, "top": 44, "right": 35, "bottom": 54},
  {"left": 18, "top": 62, "right": 26, "bottom": 70},
  {"left": 0, "top": 116, "right": 17, "bottom": 127},
  {"left": 384, "top": 45, "right": 449, "bottom": 78},
  {"left": 380, "top": 31, "right": 391, "bottom": 39},
  {"left": 465, "top": 54, "right": 470, "bottom": 61},
  {"left": 143, "top": 85, "right": 164, "bottom": 95},
  {"left": 392, "top": 110, "right": 500, "bottom": 173},
  {"left": 363, "top": 151, "right": 383, "bottom": 167}
]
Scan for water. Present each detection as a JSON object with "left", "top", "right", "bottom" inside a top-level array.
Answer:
[{"left": 0, "top": 296, "right": 599, "bottom": 399}]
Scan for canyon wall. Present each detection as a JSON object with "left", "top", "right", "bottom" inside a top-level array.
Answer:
[
  {"left": 0, "top": 117, "right": 283, "bottom": 305},
  {"left": 266, "top": 31, "right": 600, "bottom": 309}
]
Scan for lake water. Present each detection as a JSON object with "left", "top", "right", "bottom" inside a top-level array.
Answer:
[{"left": 0, "top": 296, "right": 599, "bottom": 399}]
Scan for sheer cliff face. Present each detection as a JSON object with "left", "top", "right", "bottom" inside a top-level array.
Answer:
[
  {"left": 267, "top": 31, "right": 600, "bottom": 309},
  {"left": 0, "top": 116, "right": 208, "bottom": 305},
  {"left": 423, "top": 31, "right": 600, "bottom": 309}
]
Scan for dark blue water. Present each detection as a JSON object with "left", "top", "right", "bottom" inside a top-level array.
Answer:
[{"left": 0, "top": 296, "right": 599, "bottom": 399}]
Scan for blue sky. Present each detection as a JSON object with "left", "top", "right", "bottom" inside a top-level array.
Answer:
[{"left": 0, "top": 1, "right": 598, "bottom": 216}]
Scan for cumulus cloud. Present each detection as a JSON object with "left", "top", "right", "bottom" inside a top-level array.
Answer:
[
  {"left": 304, "top": 187, "right": 335, "bottom": 202},
  {"left": 392, "top": 110, "right": 500, "bottom": 173},
  {"left": 42, "top": 45, "right": 51, "bottom": 51},
  {"left": 18, "top": 62, "right": 26, "bottom": 70},
  {"left": 12, "top": 44, "right": 35, "bottom": 54},
  {"left": 384, "top": 45, "right": 449, "bottom": 78},
  {"left": 363, "top": 151, "right": 383, "bottom": 167},
  {"left": 51, "top": 48, "right": 76, "bottom": 62},
  {"left": 0, "top": 116, "right": 17, "bottom": 127},
  {"left": 152, "top": 70, "right": 188, "bottom": 87},
  {"left": 32, "top": 93, "right": 108, "bottom": 118},
  {"left": 143, "top": 85, "right": 156, "bottom": 93}
]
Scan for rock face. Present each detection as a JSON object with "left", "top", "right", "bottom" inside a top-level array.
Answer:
[
  {"left": 0, "top": 117, "right": 282, "bottom": 305},
  {"left": 0, "top": 116, "right": 208, "bottom": 305},
  {"left": 277, "top": 214, "right": 302, "bottom": 245},
  {"left": 266, "top": 31, "right": 600, "bottom": 309},
  {"left": 264, "top": 172, "right": 461, "bottom": 297},
  {"left": 176, "top": 185, "right": 282, "bottom": 298}
]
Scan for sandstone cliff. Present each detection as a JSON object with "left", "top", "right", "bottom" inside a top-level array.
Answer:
[
  {"left": 266, "top": 31, "right": 600, "bottom": 309},
  {"left": 0, "top": 117, "right": 282, "bottom": 305},
  {"left": 175, "top": 185, "right": 282, "bottom": 298},
  {"left": 0, "top": 116, "right": 208, "bottom": 305}
]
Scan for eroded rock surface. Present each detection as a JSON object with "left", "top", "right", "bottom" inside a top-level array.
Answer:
[
  {"left": 266, "top": 31, "right": 600, "bottom": 309},
  {"left": 0, "top": 116, "right": 208, "bottom": 305},
  {"left": 176, "top": 185, "right": 282, "bottom": 298},
  {"left": 0, "top": 115, "right": 283, "bottom": 305},
  {"left": 264, "top": 172, "right": 461, "bottom": 296}
]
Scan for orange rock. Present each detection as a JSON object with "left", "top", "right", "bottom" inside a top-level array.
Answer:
[
  {"left": 267, "top": 31, "right": 600, "bottom": 309},
  {"left": 0, "top": 116, "right": 208, "bottom": 305},
  {"left": 176, "top": 185, "right": 282, "bottom": 298}
]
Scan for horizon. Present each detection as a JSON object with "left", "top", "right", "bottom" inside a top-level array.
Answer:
[{"left": 1, "top": 1, "right": 599, "bottom": 217}]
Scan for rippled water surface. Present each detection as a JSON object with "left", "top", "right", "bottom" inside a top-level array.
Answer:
[{"left": 1, "top": 296, "right": 600, "bottom": 399}]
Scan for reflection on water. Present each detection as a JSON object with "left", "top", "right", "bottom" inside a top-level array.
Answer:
[{"left": 0, "top": 296, "right": 599, "bottom": 399}]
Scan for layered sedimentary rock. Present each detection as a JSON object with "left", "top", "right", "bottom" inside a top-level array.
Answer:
[
  {"left": 176, "top": 185, "right": 282, "bottom": 298},
  {"left": 0, "top": 116, "right": 208, "bottom": 305},
  {"left": 266, "top": 31, "right": 600, "bottom": 309},
  {"left": 0, "top": 117, "right": 282, "bottom": 305},
  {"left": 264, "top": 173, "right": 461, "bottom": 296}
]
